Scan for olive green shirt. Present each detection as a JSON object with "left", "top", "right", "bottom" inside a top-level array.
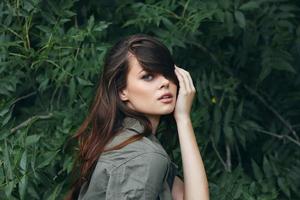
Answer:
[{"left": 78, "top": 117, "right": 178, "bottom": 200}]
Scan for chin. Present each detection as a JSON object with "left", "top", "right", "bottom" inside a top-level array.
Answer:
[
  {"left": 143, "top": 109, "right": 174, "bottom": 116},
  {"left": 138, "top": 104, "right": 175, "bottom": 116},
  {"left": 159, "top": 108, "right": 175, "bottom": 115}
]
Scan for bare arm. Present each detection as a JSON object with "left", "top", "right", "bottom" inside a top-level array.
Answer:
[
  {"left": 173, "top": 66, "right": 209, "bottom": 200},
  {"left": 176, "top": 116, "right": 209, "bottom": 200},
  {"left": 172, "top": 176, "right": 184, "bottom": 200}
]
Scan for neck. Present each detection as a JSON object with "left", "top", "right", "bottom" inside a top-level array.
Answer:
[{"left": 146, "top": 115, "right": 160, "bottom": 135}]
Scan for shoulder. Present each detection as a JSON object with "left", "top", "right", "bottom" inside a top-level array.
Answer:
[
  {"left": 100, "top": 128, "right": 169, "bottom": 168},
  {"left": 110, "top": 152, "right": 169, "bottom": 188},
  {"left": 91, "top": 129, "right": 171, "bottom": 181},
  {"left": 84, "top": 152, "right": 170, "bottom": 199},
  {"left": 89, "top": 152, "right": 169, "bottom": 189},
  {"left": 113, "top": 151, "right": 169, "bottom": 173}
]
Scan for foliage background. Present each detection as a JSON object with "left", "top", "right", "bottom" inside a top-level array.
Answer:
[{"left": 1, "top": 0, "right": 300, "bottom": 199}]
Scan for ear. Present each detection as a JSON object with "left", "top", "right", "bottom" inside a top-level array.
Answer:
[{"left": 119, "top": 89, "right": 129, "bottom": 101}]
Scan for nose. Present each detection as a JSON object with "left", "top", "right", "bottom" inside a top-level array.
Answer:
[{"left": 160, "top": 75, "right": 169, "bottom": 88}]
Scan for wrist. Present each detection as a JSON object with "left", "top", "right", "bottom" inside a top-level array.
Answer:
[{"left": 174, "top": 114, "right": 191, "bottom": 122}]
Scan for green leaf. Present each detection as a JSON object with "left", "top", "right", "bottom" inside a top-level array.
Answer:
[
  {"left": 277, "top": 177, "right": 290, "bottom": 197},
  {"left": 237, "top": 100, "right": 244, "bottom": 117},
  {"left": 18, "top": 175, "right": 28, "bottom": 200},
  {"left": 219, "top": 0, "right": 231, "bottom": 10},
  {"left": 94, "top": 21, "right": 111, "bottom": 32},
  {"left": 196, "top": 78, "right": 205, "bottom": 103},
  {"left": 68, "top": 77, "right": 76, "bottom": 100},
  {"left": 234, "top": 11, "right": 246, "bottom": 28},
  {"left": 242, "top": 120, "right": 261, "bottom": 130},
  {"left": 25, "top": 135, "right": 41, "bottom": 146},
  {"left": 20, "top": 151, "right": 27, "bottom": 172},
  {"left": 87, "top": 15, "right": 95, "bottom": 32},
  {"left": 2, "top": 110, "right": 12, "bottom": 126},
  {"left": 38, "top": 77, "right": 49, "bottom": 92},
  {"left": 240, "top": 2, "right": 259, "bottom": 11},
  {"left": 76, "top": 77, "right": 93, "bottom": 86},
  {"left": 46, "top": 184, "right": 63, "bottom": 200},
  {"left": 262, "top": 156, "right": 272, "bottom": 178},
  {"left": 4, "top": 140, "right": 13, "bottom": 198},
  {"left": 258, "top": 65, "right": 272, "bottom": 82},
  {"left": 224, "top": 102, "right": 234, "bottom": 126},
  {"left": 37, "top": 150, "right": 59, "bottom": 169},
  {"left": 0, "top": 107, "right": 10, "bottom": 117},
  {"left": 63, "top": 156, "right": 75, "bottom": 174},
  {"left": 224, "top": 125, "right": 234, "bottom": 146},
  {"left": 225, "top": 11, "right": 234, "bottom": 35},
  {"left": 235, "top": 127, "right": 246, "bottom": 149},
  {"left": 251, "top": 159, "right": 263, "bottom": 181},
  {"left": 272, "top": 59, "right": 296, "bottom": 73},
  {"left": 213, "top": 105, "right": 222, "bottom": 143}
]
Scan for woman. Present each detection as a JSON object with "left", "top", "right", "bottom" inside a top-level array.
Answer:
[{"left": 66, "top": 34, "right": 209, "bottom": 200}]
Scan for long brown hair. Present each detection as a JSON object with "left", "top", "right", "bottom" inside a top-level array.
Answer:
[{"left": 65, "top": 34, "right": 179, "bottom": 199}]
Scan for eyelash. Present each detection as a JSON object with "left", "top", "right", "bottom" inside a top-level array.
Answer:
[{"left": 141, "top": 73, "right": 154, "bottom": 81}]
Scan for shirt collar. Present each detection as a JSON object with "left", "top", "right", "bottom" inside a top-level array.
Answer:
[
  {"left": 121, "top": 116, "right": 145, "bottom": 134},
  {"left": 104, "top": 116, "right": 161, "bottom": 151},
  {"left": 122, "top": 117, "right": 161, "bottom": 143}
]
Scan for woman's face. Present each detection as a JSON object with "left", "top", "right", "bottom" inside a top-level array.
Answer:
[{"left": 119, "top": 55, "right": 177, "bottom": 117}]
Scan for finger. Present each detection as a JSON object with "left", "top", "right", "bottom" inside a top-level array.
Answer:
[
  {"left": 174, "top": 68, "right": 187, "bottom": 90},
  {"left": 175, "top": 65, "right": 183, "bottom": 71},
  {"left": 174, "top": 68, "right": 187, "bottom": 92},
  {"left": 177, "top": 67, "right": 195, "bottom": 92},
  {"left": 175, "top": 66, "right": 194, "bottom": 92},
  {"left": 186, "top": 71, "right": 196, "bottom": 92},
  {"left": 176, "top": 67, "right": 192, "bottom": 92}
]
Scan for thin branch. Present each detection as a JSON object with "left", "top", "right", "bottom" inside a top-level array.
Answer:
[
  {"left": 244, "top": 85, "right": 298, "bottom": 141},
  {"left": 210, "top": 136, "right": 228, "bottom": 171},
  {"left": 150, "top": 4, "right": 181, "bottom": 20},
  {"left": 235, "top": 143, "right": 242, "bottom": 164},
  {"left": 188, "top": 41, "right": 298, "bottom": 141},
  {"left": 11, "top": 91, "right": 37, "bottom": 106},
  {"left": 10, "top": 113, "right": 53, "bottom": 134},
  {"left": 292, "top": 124, "right": 300, "bottom": 128},
  {"left": 225, "top": 144, "right": 232, "bottom": 172},
  {"left": 181, "top": 0, "right": 190, "bottom": 18},
  {"left": 185, "top": 41, "right": 226, "bottom": 74},
  {"left": 253, "top": 128, "right": 300, "bottom": 147},
  {"left": 1, "top": 25, "right": 23, "bottom": 40}
]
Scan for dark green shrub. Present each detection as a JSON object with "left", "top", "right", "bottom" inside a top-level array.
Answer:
[{"left": 1, "top": 0, "right": 299, "bottom": 199}]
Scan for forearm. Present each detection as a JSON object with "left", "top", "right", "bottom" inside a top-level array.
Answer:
[{"left": 176, "top": 116, "right": 209, "bottom": 200}]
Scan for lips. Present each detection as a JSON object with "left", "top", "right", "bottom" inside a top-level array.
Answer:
[{"left": 158, "top": 92, "right": 173, "bottom": 100}]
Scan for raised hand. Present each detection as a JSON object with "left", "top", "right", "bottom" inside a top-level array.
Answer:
[{"left": 173, "top": 65, "right": 196, "bottom": 120}]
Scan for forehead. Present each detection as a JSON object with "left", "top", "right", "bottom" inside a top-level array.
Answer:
[{"left": 127, "top": 54, "right": 144, "bottom": 75}]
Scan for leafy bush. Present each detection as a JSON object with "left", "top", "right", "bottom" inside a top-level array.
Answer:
[{"left": 1, "top": 0, "right": 299, "bottom": 199}]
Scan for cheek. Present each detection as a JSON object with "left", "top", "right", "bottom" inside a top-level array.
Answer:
[
  {"left": 171, "top": 83, "right": 178, "bottom": 96},
  {"left": 128, "top": 82, "right": 153, "bottom": 100},
  {"left": 127, "top": 85, "right": 157, "bottom": 112}
]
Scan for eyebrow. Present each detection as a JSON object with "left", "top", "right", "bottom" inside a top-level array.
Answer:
[{"left": 138, "top": 69, "right": 145, "bottom": 74}]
